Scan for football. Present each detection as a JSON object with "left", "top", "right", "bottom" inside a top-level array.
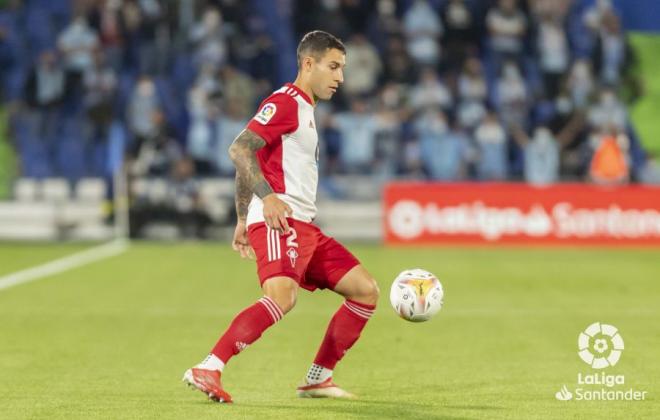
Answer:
[{"left": 390, "top": 269, "right": 444, "bottom": 322}]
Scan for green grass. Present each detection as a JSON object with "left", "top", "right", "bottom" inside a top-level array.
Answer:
[
  {"left": 0, "top": 243, "right": 658, "bottom": 419},
  {"left": 0, "top": 106, "right": 17, "bottom": 199},
  {"left": 631, "top": 33, "right": 660, "bottom": 159},
  {"left": 0, "top": 243, "right": 92, "bottom": 276}
]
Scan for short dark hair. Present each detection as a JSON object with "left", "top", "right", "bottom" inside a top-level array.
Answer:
[{"left": 296, "top": 30, "right": 345, "bottom": 69}]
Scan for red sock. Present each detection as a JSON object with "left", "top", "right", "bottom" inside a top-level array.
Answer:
[
  {"left": 211, "top": 296, "right": 283, "bottom": 364},
  {"left": 313, "top": 299, "right": 376, "bottom": 370}
]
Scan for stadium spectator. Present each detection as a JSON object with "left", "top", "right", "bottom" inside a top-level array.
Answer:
[
  {"left": 83, "top": 50, "right": 117, "bottom": 136},
  {"left": 373, "top": 84, "right": 405, "bottom": 176},
  {"left": 535, "top": 8, "right": 571, "bottom": 98},
  {"left": 566, "top": 59, "right": 595, "bottom": 109},
  {"left": 402, "top": 0, "right": 443, "bottom": 66},
  {"left": 126, "top": 74, "right": 161, "bottom": 151},
  {"left": 400, "top": 137, "right": 425, "bottom": 178},
  {"left": 588, "top": 127, "right": 630, "bottom": 185},
  {"left": 583, "top": 0, "right": 615, "bottom": 34},
  {"left": 189, "top": 6, "right": 227, "bottom": 70},
  {"left": 456, "top": 56, "right": 488, "bottom": 129},
  {"left": 219, "top": 65, "right": 255, "bottom": 120},
  {"left": 23, "top": 50, "right": 67, "bottom": 142},
  {"left": 333, "top": 97, "right": 381, "bottom": 174},
  {"left": 117, "top": 0, "right": 142, "bottom": 71},
  {"left": 441, "top": 0, "right": 480, "bottom": 69},
  {"left": 168, "top": 157, "right": 212, "bottom": 238},
  {"left": 130, "top": 156, "right": 211, "bottom": 239},
  {"left": 591, "top": 11, "right": 641, "bottom": 103},
  {"left": 186, "top": 82, "right": 216, "bottom": 175},
  {"left": 458, "top": 56, "right": 488, "bottom": 103},
  {"left": 214, "top": 99, "right": 246, "bottom": 176},
  {"left": 638, "top": 159, "right": 660, "bottom": 184},
  {"left": 486, "top": 0, "right": 527, "bottom": 67},
  {"left": 592, "top": 11, "right": 626, "bottom": 86},
  {"left": 410, "top": 67, "right": 453, "bottom": 113},
  {"left": 130, "top": 110, "right": 181, "bottom": 177},
  {"left": 242, "top": 32, "right": 278, "bottom": 97},
  {"left": 530, "top": 0, "right": 572, "bottom": 21},
  {"left": 57, "top": 14, "right": 99, "bottom": 99},
  {"left": 87, "top": 0, "right": 125, "bottom": 71},
  {"left": 474, "top": 110, "right": 508, "bottom": 180},
  {"left": 364, "top": 0, "right": 400, "bottom": 53},
  {"left": 342, "top": 33, "right": 382, "bottom": 97},
  {"left": 415, "top": 109, "right": 470, "bottom": 181},
  {"left": 382, "top": 36, "right": 416, "bottom": 84},
  {"left": 512, "top": 124, "right": 560, "bottom": 185},
  {"left": 133, "top": 0, "right": 167, "bottom": 75},
  {"left": 495, "top": 61, "right": 528, "bottom": 128},
  {"left": 588, "top": 86, "right": 627, "bottom": 133}
]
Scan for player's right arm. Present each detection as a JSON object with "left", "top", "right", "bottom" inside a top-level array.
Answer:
[{"left": 228, "top": 129, "right": 292, "bottom": 236}]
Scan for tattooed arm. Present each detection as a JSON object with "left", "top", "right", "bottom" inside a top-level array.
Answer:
[
  {"left": 229, "top": 129, "right": 293, "bottom": 243},
  {"left": 229, "top": 129, "right": 273, "bottom": 221}
]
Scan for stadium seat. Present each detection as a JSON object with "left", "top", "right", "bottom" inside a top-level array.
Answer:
[
  {"left": 199, "top": 178, "right": 235, "bottom": 200},
  {"left": 14, "top": 178, "right": 39, "bottom": 201},
  {"left": 75, "top": 178, "right": 107, "bottom": 202},
  {"left": 146, "top": 178, "right": 169, "bottom": 204},
  {"left": 41, "top": 178, "right": 70, "bottom": 202},
  {"left": 130, "top": 178, "right": 149, "bottom": 198},
  {"left": 327, "top": 175, "right": 383, "bottom": 200},
  {"left": 60, "top": 201, "right": 104, "bottom": 221},
  {"left": 203, "top": 197, "right": 233, "bottom": 223},
  {"left": 0, "top": 202, "right": 58, "bottom": 240}
]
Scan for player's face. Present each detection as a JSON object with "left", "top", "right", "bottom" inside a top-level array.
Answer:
[{"left": 311, "top": 48, "right": 345, "bottom": 100}]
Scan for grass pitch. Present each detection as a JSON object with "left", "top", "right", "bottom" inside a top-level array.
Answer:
[{"left": 0, "top": 242, "right": 658, "bottom": 419}]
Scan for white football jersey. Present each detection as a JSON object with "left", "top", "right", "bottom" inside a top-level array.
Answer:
[{"left": 245, "top": 83, "right": 319, "bottom": 226}]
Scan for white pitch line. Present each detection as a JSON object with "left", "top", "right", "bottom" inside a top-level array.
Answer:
[{"left": 0, "top": 239, "right": 129, "bottom": 291}]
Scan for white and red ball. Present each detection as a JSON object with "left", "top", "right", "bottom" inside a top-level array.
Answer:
[{"left": 390, "top": 269, "right": 444, "bottom": 322}]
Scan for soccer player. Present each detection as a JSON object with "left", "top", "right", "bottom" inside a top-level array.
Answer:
[{"left": 183, "top": 30, "right": 380, "bottom": 403}]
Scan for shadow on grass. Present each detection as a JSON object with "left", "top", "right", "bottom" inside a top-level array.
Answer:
[{"left": 232, "top": 398, "right": 504, "bottom": 420}]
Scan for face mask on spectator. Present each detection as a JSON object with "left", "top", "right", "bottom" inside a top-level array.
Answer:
[
  {"left": 556, "top": 96, "right": 572, "bottom": 114},
  {"left": 533, "top": 127, "right": 553, "bottom": 145},
  {"left": 138, "top": 80, "right": 155, "bottom": 97},
  {"left": 503, "top": 64, "right": 520, "bottom": 80},
  {"left": 428, "top": 112, "right": 448, "bottom": 133},
  {"left": 601, "top": 92, "right": 617, "bottom": 107}
]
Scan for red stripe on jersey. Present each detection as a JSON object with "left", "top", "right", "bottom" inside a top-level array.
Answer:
[
  {"left": 285, "top": 83, "right": 312, "bottom": 105},
  {"left": 246, "top": 91, "right": 299, "bottom": 193}
]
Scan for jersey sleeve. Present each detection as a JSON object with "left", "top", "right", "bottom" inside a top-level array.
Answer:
[{"left": 246, "top": 93, "right": 299, "bottom": 145}]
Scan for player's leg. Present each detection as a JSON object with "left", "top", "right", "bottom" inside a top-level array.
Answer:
[
  {"left": 298, "top": 237, "right": 379, "bottom": 398},
  {"left": 210, "top": 275, "right": 298, "bottom": 363},
  {"left": 262, "top": 275, "right": 299, "bottom": 313},
  {"left": 183, "top": 275, "right": 298, "bottom": 402},
  {"left": 302, "top": 266, "right": 378, "bottom": 388},
  {"left": 184, "top": 220, "right": 313, "bottom": 402},
  {"left": 332, "top": 265, "right": 380, "bottom": 305}
]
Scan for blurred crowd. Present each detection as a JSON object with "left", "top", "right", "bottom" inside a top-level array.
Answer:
[{"left": 0, "top": 0, "right": 654, "bottom": 190}]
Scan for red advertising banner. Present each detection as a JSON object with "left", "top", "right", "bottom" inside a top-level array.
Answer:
[{"left": 383, "top": 183, "right": 660, "bottom": 245}]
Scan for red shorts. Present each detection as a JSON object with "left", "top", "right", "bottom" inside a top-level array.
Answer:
[{"left": 247, "top": 218, "right": 360, "bottom": 291}]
